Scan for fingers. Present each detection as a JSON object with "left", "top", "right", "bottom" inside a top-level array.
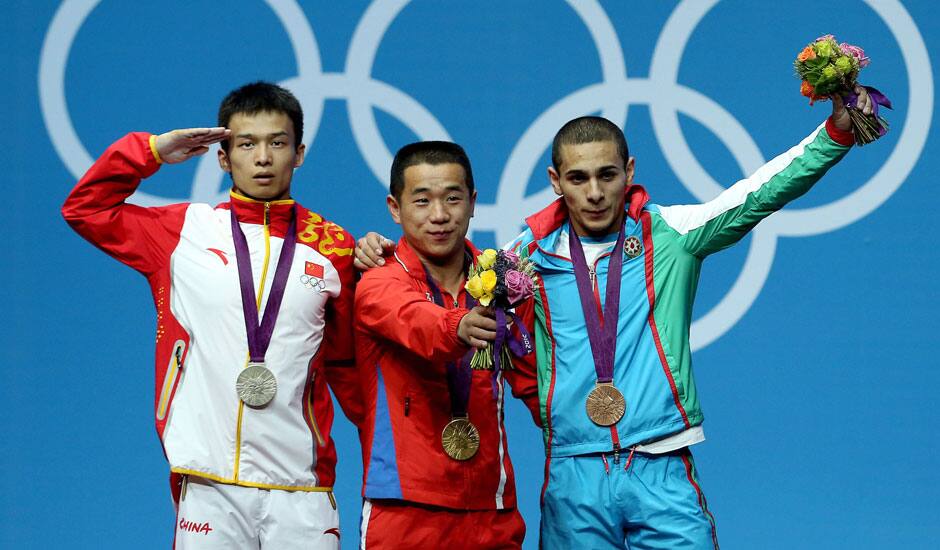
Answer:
[
  {"left": 354, "top": 232, "right": 395, "bottom": 270},
  {"left": 367, "top": 232, "right": 396, "bottom": 254},
  {"left": 355, "top": 234, "right": 391, "bottom": 270},
  {"left": 179, "top": 127, "right": 231, "bottom": 146},
  {"left": 458, "top": 310, "right": 499, "bottom": 349},
  {"left": 855, "top": 85, "right": 872, "bottom": 115}
]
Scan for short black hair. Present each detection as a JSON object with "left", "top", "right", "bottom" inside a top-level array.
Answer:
[
  {"left": 551, "top": 116, "right": 629, "bottom": 171},
  {"left": 217, "top": 81, "right": 303, "bottom": 152},
  {"left": 389, "top": 141, "right": 474, "bottom": 199}
]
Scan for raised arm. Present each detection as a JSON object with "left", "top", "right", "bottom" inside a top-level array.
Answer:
[
  {"left": 62, "top": 128, "right": 229, "bottom": 275},
  {"left": 658, "top": 87, "right": 869, "bottom": 258}
]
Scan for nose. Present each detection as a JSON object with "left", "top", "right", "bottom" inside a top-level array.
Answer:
[
  {"left": 254, "top": 144, "right": 273, "bottom": 166},
  {"left": 586, "top": 178, "right": 604, "bottom": 203},
  {"left": 429, "top": 201, "right": 449, "bottom": 223}
]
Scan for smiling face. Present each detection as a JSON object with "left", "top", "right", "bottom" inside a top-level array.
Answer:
[
  {"left": 548, "top": 140, "right": 635, "bottom": 238},
  {"left": 387, "top": 162, "right": 476, "bottom": 268},
  {"left": 217, "top": 110, "right": 305, "bottom": 201}
]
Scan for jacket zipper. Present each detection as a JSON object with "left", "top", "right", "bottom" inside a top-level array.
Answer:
[{"left": 234, "top": 201, "right": 273, "bottom": 482}]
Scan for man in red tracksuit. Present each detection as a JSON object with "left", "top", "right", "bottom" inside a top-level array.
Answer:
[{"left": 354, "top": 141, "right": 531, "bottom": 549}]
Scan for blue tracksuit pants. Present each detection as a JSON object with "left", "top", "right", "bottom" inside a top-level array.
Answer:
[{"left": 540, "top": 448, "right": 718, "bottom": 549}]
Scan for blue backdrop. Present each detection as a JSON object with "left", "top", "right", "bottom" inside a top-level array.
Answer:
[{"left": 3, "top": 1, "right": 938, "bottom": 548}]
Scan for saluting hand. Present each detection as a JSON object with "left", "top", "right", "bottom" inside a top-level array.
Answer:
[{"left": 154, "top": 127, "right": 231, "bottom": 164}]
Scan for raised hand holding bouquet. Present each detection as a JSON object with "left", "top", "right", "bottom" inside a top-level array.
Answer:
[
  {"left": 795, "top": 34, "right": 891, "bottom": 145},
  {"left": 464, "top": 248, "right": 536, "bottom": 373}
]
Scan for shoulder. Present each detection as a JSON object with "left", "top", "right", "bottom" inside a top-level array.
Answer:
[
  {"left": 506, "top": 228, "right": 537, "bottom": 257},
  {"left": 294, "top": 205, "right": 355, "bottom": 259}
]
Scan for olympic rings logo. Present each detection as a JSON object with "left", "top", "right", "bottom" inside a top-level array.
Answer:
[
  {"left": 40, "top": 0, "right": 932, "bottom": 350},
  {"left": 300, "top": 274, "right": 326, "bottom": 293}
]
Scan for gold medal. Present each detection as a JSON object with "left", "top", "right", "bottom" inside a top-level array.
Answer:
[
  {"left": 236, "top": 363, "right": 278, "bottom": 407},
  {"left": 586, "top": 383, "right": 625, "bottom": 426},
  {"left": 441, "top": 417, "right": 480, "bottom": 460}
]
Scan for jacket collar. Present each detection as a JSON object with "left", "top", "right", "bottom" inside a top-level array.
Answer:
[
  {"left": 524, "top": 184, "right": 649, "bottom": 241},
  {"left": 225, "top": 191, "right": 297, "bottom": 237},
  {"left": 392, "top": 237, "right": 481, "bottom": 285}
]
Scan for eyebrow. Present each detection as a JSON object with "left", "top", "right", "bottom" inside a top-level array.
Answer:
[
  {"left": 409, "top": 184, "right": 467, "bottom": 195},
  {"left": 234, "top": 131, "right": 289, "bottom": 139},
  {"left": 565, "top": 165, "right": 619, "bottom": 176}
]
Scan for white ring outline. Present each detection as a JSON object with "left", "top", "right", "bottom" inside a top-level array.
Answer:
[{"left": 38, "top": 0, "right": 931, "bottom": 350}]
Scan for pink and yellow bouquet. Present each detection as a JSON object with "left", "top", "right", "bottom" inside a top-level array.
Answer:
[
  {"left": 465, "top": 248, "right": 537, "bottom": 371},
  {"left": 794, "top": 34, "right": 891, "bottom": 145}
]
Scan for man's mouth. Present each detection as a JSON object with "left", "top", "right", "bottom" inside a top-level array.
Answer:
[
  {"left": 584, "top": 208, "right": 609, "bottom": 218},
  {"left": 253, "top": 173, "right": 275, "bottom": 184},
  {"left": 427, "top": 230, "right": 453, "bottom": 241}
]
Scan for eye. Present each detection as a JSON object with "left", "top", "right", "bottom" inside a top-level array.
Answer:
[
  {"left": 414, "top": 198, "right": 429, "bottom": 205},
  {"left": 447, "top": 195, "right": 463, "bottom": 203},
  {"left": 238, "top": 142, "right": 254, "bottom": 149},
  {"left": 272, "top": 140, "right": 285, "bottom": 147}
]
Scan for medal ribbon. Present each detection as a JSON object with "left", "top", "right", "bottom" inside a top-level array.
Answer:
[
  {"left": 425, "top": 269, "right": 476, "bottom": 418},
  {"left": 568, "top": 221, "right": 626, "bottom": 383},
  {"left": 231, "top": 205, "right": 298, "bottom": 363}
]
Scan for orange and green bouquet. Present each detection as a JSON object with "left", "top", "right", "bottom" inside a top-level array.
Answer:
[
  {"left": 464, "top": 248, "right": 537, "bottom": 372},
  {"left": 794, "top": 34, "right": 891, "bottom": 145}
]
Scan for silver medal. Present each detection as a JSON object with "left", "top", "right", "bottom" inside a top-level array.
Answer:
[{"left": 236, "top": 363, "right": 278, "bottom": 407}]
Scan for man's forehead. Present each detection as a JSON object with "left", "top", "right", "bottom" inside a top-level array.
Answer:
[
  {"left": 559, "top": 140, "right": 622, "bottom": 170},
  {"left": 229, "top": 110, "right": 294, "bottom": 135},
  {"left": 403, "top": 162, "right": 469, "bottom": 191}
]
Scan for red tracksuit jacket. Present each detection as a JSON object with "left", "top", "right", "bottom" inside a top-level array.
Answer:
[{"left": 355, "top": 238, "right": 534, "bottom": 510}]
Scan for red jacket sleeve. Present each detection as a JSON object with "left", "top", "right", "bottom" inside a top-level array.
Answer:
[
  {"left": 355, "top": 267, "right": 471, "bottom": 364},
  {"left": 504, "top": 297, "right": 542, "bottom": 427},
  {"left": 322, "top": 240, "right": 365, "bottom": 427},
  {"left": 61, "top": 132, "right": 187, "bottom": 276}
]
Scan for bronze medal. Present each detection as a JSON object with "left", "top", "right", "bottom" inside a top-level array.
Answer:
[
  {"left": 586, "top": 383, "right": 626, "bottom": 426},
  {"left": 236, "top": 363, "right": 278, "bottom": 407},
  {"left": 441, "top": 417, "right": 480, "bottom": 460}
]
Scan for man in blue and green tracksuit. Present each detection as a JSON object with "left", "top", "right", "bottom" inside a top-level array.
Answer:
[{"left": 507, "top": 89, "right": 871, "bottom": 548}]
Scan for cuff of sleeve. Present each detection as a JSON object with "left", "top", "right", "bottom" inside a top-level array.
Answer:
[
  {"left": 825, "top": 116, "right": 855, "bottom": 147},
  {"left": 148, "top": 134, "right": 164, "bottom": 164},
  {"left": 446, "top": 308, "right": 472, "bottom": 348}
]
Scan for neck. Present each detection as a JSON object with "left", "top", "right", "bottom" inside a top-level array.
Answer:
[
  {"left": 421, "top": 253, "right": 466, "bottom": 298},
  {"left": 232, "top": 186, "right": 291, "bottom": 203}
]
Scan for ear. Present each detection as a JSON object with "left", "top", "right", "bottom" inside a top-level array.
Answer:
[
  {"left": 469, "top": 189, "right": 477, "bottom": 218},
  {"left": 293, "top": 143, "right": 306, "bottom": 169},
  {"left": 218, "top": 147, "right": 231, "bottom": 173},
  {"left": 548, "top": 166, "right": 563, "bottom": 196},
  {"left": 625, "top": 156, "right": 636, "bottom": 185},
  {"left": 387, "top": 194, "right": 402, "bottom": 225}
]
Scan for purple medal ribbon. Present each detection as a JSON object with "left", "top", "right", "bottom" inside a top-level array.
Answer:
[
  {"left": 425, "top": 270, "right": 476, "bottom": 417},
  {"left": 568, "top": 222, "right": 627, "bottom": 384},
  {"left": 231, "top": 204, "right": 297, "bottom": 364},
  {"left": 491, "top": 308, "right": 534, "bottom": 397}
]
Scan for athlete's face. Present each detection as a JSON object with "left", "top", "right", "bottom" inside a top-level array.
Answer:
[
  {"left": 388, "top": 162, "right": 476, "bottom": 267},
  {"left": 549, "top": 140, "right": 635, "bottom": 238},
  {"left": 218, "top": 111, "right": 305, "bottom": 201}
]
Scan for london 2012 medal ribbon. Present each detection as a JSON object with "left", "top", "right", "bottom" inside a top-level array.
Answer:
[
  {"left": 231, "top": 204, "right": 297, "bottom": 408},
  {"left": 425, "top": 264, "right": 481, "bottom": 460},
  {"left": 568, "top": 221, "right": 628, "bottom": 426}
]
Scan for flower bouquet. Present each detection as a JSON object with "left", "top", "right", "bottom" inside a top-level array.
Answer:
[
  {"left": 794, "top": 34, "right": 891, "bottom": 145},
  {"left": 464, "top": 248, "right": 537, "bottom": 371}
]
